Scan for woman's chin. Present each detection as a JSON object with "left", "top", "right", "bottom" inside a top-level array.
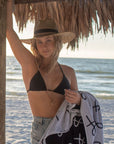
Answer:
[{"left": 42, "top": 53, "right": 52, "bottom": 59}]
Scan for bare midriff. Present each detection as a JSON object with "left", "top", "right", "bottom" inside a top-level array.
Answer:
[{"left": 28, "top": 91, "right": 65, "bottom": 118}]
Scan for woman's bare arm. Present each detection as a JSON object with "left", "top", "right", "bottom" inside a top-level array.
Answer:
[
  {"left": 6, "top": 0, "right": 35, "bottom": 67},
  {"left": 70, "top": 68, "right": 78, "bottom": 90},
  {"left": 64, "top": 67, "right": 81, "bottom": 105}
]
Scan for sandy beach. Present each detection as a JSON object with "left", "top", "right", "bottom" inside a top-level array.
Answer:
[
  {"left": 6, "top": 96, "right": 114, "bottom": 144},
  {"left": 6, "top": 57, "right": 114, "bottom": 143}
]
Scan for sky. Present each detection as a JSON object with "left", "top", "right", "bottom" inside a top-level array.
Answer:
[{"left": 6, "top": 17, "right": 114, "bottom": 59}]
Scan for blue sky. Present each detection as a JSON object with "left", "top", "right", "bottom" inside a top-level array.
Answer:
[{"left": 6, "top": 17, "right": 114, "bottom": 59}]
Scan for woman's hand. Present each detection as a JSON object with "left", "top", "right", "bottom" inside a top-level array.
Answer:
[{"left": 64, "top": 89, "right": 81, "bottom": 105}]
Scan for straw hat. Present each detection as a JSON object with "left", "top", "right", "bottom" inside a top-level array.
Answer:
[{"left": 21, "top": 19, "right": 75, "bottom": 44}]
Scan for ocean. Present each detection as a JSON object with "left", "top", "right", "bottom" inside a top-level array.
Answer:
[{"left": 6, "top": 56, "right": 114, "bottom": 143}]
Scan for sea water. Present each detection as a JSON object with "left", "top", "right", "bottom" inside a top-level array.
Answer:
[{"left": 6, "top": 56, "right": 114, "bottom": 143}]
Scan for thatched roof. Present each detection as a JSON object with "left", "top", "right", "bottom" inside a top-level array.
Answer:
[{"left": 14, "top": 0, "right": 114, "bottom": 49}]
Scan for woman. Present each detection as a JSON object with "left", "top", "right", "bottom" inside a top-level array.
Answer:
[{"left": 6, "top": 0, "right": 86, "bottom": 143}]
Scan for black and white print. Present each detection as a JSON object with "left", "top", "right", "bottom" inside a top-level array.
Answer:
[
  {"left": 45, "top": 115, "right": 87, "bottom": 144},
  {"left": 37, "top": 91, "right": 103, "bottom": 144}
]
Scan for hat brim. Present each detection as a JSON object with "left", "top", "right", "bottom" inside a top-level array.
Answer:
[{"left": 21, "top": 32, "right": 75, "bottom": 44}]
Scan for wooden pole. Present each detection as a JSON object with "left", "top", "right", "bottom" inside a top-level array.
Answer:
[
  {"left": 0, "top": 0, "right": 6, "bottom": 143},
  {"left": 15, "top": 0, "right": 65, "bottom": 4}
]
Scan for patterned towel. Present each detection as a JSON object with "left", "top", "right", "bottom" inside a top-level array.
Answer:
[{"left": 38, "top": 91, "right": 104, "bottom": 144}]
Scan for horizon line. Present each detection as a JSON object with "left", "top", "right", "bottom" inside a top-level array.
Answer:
[{"left": 6, "top": 55, "right": 114, "bottom": 60}]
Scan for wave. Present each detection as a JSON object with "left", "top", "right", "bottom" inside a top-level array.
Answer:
[
  {"left": 6, "top": 78, "right": 23, "bottom": 81},
  {"left": 75, "top": 70, "right": 114, "bottom": 75},
  {"left": 6, "top": 71, "right": 22, "bottom": 75},
  {"left": 6, "top": 66, "right": 21, "bottom": 70},
  {"left": 97, "top": 76, "right": 114, "bottom": 79},
  {"left": 95, "top": 94, "right": 114, "bottom": 99},
  {"left": 6, "top": 91, "right": 27, "bottom": 97},
  {"left": 13, "top": 67, "right": 21, "bottom": 70}
]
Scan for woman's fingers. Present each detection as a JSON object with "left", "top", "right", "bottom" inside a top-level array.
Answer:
[
  {"left": 64, "top": 89, "right": 81, "bottom": 104},
  {"left": 65, "top": 96, "right": 79, "bottom": 104},
  {"left": 65, "top": 89, "right": 79, "bottom": 97},
  {"left": 65, "top": 89, "right": 78, "bottom": 94}
]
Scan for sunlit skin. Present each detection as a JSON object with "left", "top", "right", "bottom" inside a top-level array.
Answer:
[
  {"left": 36, "top": 36, "right": 81, "bottom": 105},
  {"left": 36, "top": 36, "right": 55, "bottom": 59},
  {"left": 6, "top": 0, "right": 81, "bottom": 118}
]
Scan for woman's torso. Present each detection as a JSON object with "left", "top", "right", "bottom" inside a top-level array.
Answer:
[{"left": 22, "top": 60, "right": 71, "bottom": 118}]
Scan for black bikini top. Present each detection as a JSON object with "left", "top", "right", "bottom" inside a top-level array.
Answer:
[{"left": 27, "top": 64, "right": 70, "bottom": 95}]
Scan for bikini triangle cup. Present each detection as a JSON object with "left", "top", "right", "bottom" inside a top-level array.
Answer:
[{"left": 27, "top": 64, "right": 70, "bottom": 95}]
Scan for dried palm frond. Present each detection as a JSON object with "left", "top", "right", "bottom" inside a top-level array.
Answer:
[{"left": 14, "top": 0, "right": 114, "bottom": 49}]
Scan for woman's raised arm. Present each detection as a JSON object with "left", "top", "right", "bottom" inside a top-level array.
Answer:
[{"left": 6, "top": 0, "right": 35, "bottom": 67}]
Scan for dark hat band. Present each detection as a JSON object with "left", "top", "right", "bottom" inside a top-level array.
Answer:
[{"left": 34, "top": 29, "right": 58, "bottom": 36}]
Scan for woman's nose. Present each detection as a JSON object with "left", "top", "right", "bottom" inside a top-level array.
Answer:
[{"left": 41, "top": 42, "right": 47, "bottom": 48}]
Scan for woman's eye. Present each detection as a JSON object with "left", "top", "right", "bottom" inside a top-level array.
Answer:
[
  {"left": 37, "top": 41, "right": 42, "bottom": 44},
  {"left": 47, "top": 39, "right": 52, "bottom": 42}
]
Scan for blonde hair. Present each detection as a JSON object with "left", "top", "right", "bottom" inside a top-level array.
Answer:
[{"left": 31, "top": 36, "right": 63, "bottom": 72}]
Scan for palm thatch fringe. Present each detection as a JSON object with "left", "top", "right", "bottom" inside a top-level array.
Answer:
[{"left": 14, "top": 0, "right": 114, "bottom": 49}]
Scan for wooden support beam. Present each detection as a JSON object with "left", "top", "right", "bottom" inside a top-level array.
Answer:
[
  {"left": 0, "top": 0, "right": 6, "bottom": 143},
  {"left": 15, "top": 0, "right": 65, "bottom": 4}
]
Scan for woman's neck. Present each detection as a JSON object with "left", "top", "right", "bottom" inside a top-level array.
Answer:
[
  {"left": 39, "top": 57, "right": 57, "bottom": 73},
  {"left": 42, "top": 57, "right": 51, "bottom": 65}
]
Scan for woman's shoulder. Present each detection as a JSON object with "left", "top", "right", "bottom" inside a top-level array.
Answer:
[
  {"left": 60, "top": 64, "right": 75, "bottom": 74},
  {"left": 59, "top": 64, "right": 76, "bottom": 85}
]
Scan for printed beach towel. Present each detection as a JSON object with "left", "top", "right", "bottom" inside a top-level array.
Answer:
[{"left": 37, "top": 91, "right": 104, "bottom": 144}]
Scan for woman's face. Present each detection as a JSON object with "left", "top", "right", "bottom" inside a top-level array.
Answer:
[{"left": 36, "top": 35, "right": 55, "bottom": 58}]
